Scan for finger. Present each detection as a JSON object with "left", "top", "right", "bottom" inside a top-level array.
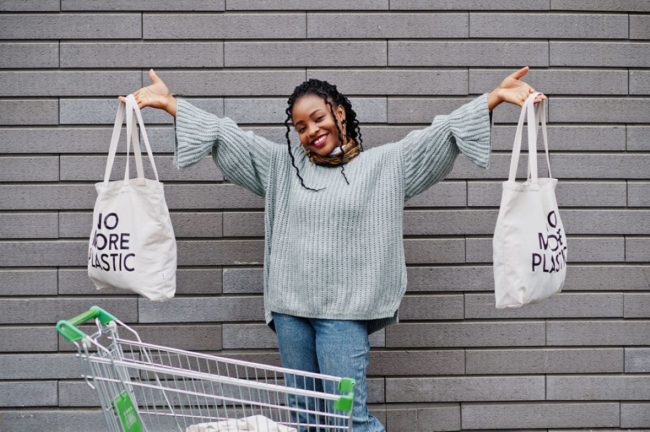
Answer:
[
  {"left": 509, "top": 66, "right": 529, "bottom": 80},
  {"left": 148, "top": 68, "right": 159, "bottom": 83}
]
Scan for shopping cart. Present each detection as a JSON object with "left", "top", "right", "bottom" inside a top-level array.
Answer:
[{"left": 56, "top": 306, "right": 355, "bottom": 432}]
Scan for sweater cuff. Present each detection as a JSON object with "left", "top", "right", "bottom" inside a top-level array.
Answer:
[
  {"left": 173, "top": 97, "right": 220, "bottom": 169},
  {"left": 446, "top": 92, "right": 493, "bottom": 169}
]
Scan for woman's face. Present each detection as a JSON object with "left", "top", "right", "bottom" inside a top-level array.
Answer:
[{"left": 291, "top": 94, "right": 347, "bottom": 156}]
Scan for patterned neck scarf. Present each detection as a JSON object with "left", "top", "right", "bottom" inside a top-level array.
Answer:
[{"left": 305, "top": 137, "right": 362, "bottom": 167}]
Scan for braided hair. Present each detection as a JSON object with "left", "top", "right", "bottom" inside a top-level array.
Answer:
[{"left": 284, "top": 78, "right": 364, "bottom": 191}]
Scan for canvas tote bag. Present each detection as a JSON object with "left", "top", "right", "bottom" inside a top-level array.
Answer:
[
  {"left": 493, "top": 92, "right": 567, "bottom": 308},
  {"left": 87, "top": 94, "right": 176, "bottom": 301}
]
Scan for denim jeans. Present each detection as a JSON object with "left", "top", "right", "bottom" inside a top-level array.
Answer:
[{"left": 271, "top": 311, "right": 385, "bottom": 432}]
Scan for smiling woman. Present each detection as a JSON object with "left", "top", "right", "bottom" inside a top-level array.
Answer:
[{"left": 120, "top": 66, "right": 545, "bottom": 432}]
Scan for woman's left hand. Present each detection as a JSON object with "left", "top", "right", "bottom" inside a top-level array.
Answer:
[{"left": 494, "top": 66, "right": 547, "bottom": 107}]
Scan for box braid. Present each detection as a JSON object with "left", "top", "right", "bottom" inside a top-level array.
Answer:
[{"left": 283, "top": 78, "right": 364, "bottom": 191}]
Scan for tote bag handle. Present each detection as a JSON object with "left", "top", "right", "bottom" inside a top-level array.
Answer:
[
  {"left": 507, "top": 92, "right": 552, "bottom": 183},
  {"left": 102, "top": 95, "right": 160, "bottom": 184}
]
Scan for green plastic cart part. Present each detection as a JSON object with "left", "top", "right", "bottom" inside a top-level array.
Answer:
[
  {"left": 56, "top": 305, "right": 117, "bottom": 342},
  {"left": 334, "top": 377, "right": 356, "bottom": 412}
]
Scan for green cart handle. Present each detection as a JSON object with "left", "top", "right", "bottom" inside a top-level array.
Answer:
[{"left": 56, "top": 305, "right": 117, "bottom": 342}]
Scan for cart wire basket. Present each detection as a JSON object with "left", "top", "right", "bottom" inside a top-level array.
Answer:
[{"left": 56, "top": 306, "right": 355, "bottom": 432}]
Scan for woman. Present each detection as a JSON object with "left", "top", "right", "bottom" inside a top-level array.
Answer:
[{"left": 120, "top": 66, "right": 545, "bottom": 432}]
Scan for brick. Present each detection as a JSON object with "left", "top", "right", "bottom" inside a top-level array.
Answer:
[
  {"left": 0, "top": 240, "right": 85, "bottom": 266},
  {"left": 61, "top": 0, "right": 225, "bottom": 10},
  {"left": 390, "top": 40, "right": 547, "bottom": 66},
  {"left": 223, "top": 211, "right": 264, "bottom": 237},
  {"left": 0, "top": 14, "right": 141, "bottom": 39},
  {"left": 465, "top": 293, "right": 623, "bottom": 318},
  {"left": 631, "top": 14, "right": 650, "bottom": 38},
  {"left": 551, "top": 1, "right": 650, "bottom": 11},
  {"left": 399, "top": 294, "right": 464, "bottom": 320},
  {"left": 0, "top": 156, "right": 58, "bottom": 181},
  {"left": 466, "top": 348, "right": 623, "bottom": 374},
  {"left": 468, "top": 181, "right": 627, "bottom": 207},
  {"left": 388, "top": 94, "right": 500, "bottom": 123},
  {"left": 404, "top": 181, "right": 466, "bottom": 207},
  {"left": 386, "top": 375, "right": 544, "bottom": 402},
  {"left": 630, "top": 70, "right": 650, "bottom": 94},
  {"left": 145, "top": 70, "right": 306, "bottom": 96},
  {"left": 60, "top": 98, "right": 173, "bottom": 124},
  {"left": 0, "top": 297, "right": 137, "bottom": 324},
  {"left": 0, "top": 212, "right": 58, "bottom": 238},
  {"left": 0, "top": 382, "right": 57, "bottom": 407},
  {"left": 629, "top": 182, "right": 650, "bottom": 206},
  {"left": 547, "top": 320, "right": 650, "bottom": 345},
  {"left": 0, "top": 0, "right": 59, "bottom": 11},
  {"left": 469, "top": 68, "right": 628, "bottom": 95},
  {"left": 386, "top": 321, "right": 545, "bottom": 348},
  {"left": 552, "top": 41, "right": 650, "bottom": 67},
  {"left": 552, "top": 97, "right": 650, "bottom": 123},
  {"left": 466, "top": 236, "right": 625, "bottom": 263},
  {"left": 59, "top": 268, "right": 222, "bottom": 295},
  {"left": 310, "top": 69, "right": 468, "bottom": 95},
  {"left": 60, "top": 155, "right": 222, "bottom": 181},
  {"left": 0, "top": 269, "right": 57, "bottom": 295},
  {"left": 405, "top": 265, "right": 492, "bottom": 292},
  {"left": 462, "top": 402, "right": 619, "bottom": 429},
  {"left": 404, "top": 209, "right": 496, "bottom": 235},
  {"left": 626, "top": 126, "right": 650, "bottom": 151},
  {"left": 386, "top": 404, "right": 460, "bottom": 432},
  {"left": 0, "top": 326, "right": 58, "bottom": 352},
  {"left": 548, "top": 375, "right": 650, "bottom": 400},
  {"left": 624, "top": 293, "right": 650, "bottom": 318},
  {"left": 0, "top": 99, "right": 58, "bottom": 125},
  {"left": 139, "top": 296, "right": 264, "bottom": 323},
  {"left": 0, "top": 42, "right": 58, "bottom": 68},
  {"left": 222, "top": 323, "right": 276, "bottom": 349},
  {"left": 563, "top": 265, "right": 650, "bottom": 291},
  {"left": 223, "top": 267, "right": 263, "bottom": 294},
  {"left": 626, "top": 237, "right": 650, "bottom": 262},
  {"left": 0, "top": 126, "right": 169, "bottom": 152},
  {"left": 308, "top": 12, "right": 467, "bottom": 38},
  {"left": 368, "top": 350, "right": 464, "bottom": 376},
  {"left": 227, "top": 0, "right": 386, "bottom": 9},
  {"left": 404, "top": 239, "right": 465, "bottom": 264},
  {"left": 144, "top": 13, "right": 305, "bottom": 39},
  {"left": 0, "top": 71, "right": 141, "bottom": 97},
  {"left": 226, "top": 41, "right": 386, "bottom": 67},
  {"left": 0, "top": 410, "right": 105, "bottom": 431},
  {"left": 59, "top": 211, "right": 223, "bottom": 238},
  {"left": 177, "top": 240, "right": 263, "bottom": 265},
  {"left": 0, "top": 354, "right": 81, "bottom": 379},
  {"left": 62, "top": 41, "right": 223, "bottom": 68},
  {"left": 391, "top": 0, "right": 547, "bottom": 10},
  {"left": 621, "top": 403, "right": 650, "bottom": 428},
  {"left": 621, "top": 339, "right": 650, "bottom": 368},
  {"left": 57, "top": 381, "right": 100, "bottom": 407},
  {"left": 0, "top": 184, "right": 264, "bottom": 210},
  {"left": 471, "top": 13, "right": 627, "bottom": 38}
]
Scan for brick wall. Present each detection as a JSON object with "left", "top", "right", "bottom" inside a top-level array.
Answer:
[{"left": 1, "top": 1, "right": 649, "bottom": 431}]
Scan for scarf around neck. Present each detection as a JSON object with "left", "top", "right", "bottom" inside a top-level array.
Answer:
[{"left": 306, "top": 138, "right": 362, "bottom": 167}]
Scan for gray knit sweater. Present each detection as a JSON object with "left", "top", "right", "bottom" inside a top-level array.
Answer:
[{"left": 173, "top": 93, "right": 494, "bottom": 334}]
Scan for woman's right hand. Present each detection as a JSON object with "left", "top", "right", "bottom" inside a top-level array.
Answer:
[{"left": 118, "top": 68, "right": 176, "bottom": 115}]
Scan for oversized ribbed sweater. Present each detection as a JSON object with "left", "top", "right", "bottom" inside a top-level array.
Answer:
[{"left": 173, "top": 93, "right": 494, "bottom": 334}]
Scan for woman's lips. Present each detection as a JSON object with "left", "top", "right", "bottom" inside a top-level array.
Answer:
[{"left": 312, "top": 133, "right": 328, "bottom": 148}]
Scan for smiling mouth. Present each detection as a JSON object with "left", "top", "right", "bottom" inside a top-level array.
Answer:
[{"left": 312, "top": 134, "right": 328, "bottom": 147}]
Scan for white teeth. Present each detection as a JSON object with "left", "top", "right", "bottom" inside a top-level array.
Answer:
[{"left": 313, "top": 135, "right": 326, "bottom": 146}]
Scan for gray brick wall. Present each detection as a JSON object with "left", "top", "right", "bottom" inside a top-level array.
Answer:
[{"left": 0, "top": 1, "right": 648, "bottom": 431}]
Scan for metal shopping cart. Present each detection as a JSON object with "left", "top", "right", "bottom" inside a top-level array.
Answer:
[{"left": 56, "top": 306, "right": 355, "bottom": 432}]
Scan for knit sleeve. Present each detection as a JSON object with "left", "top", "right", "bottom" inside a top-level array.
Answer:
[
  {"left": 400, "top": 92, "right": 494, "bottom": 201},
  {"left": 173, "top": 97, "right": 281, "bottom": 197}
]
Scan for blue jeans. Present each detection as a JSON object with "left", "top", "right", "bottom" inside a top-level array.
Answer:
[{"left": 271, "top": 311, "right": 385, "bottom": 432}]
